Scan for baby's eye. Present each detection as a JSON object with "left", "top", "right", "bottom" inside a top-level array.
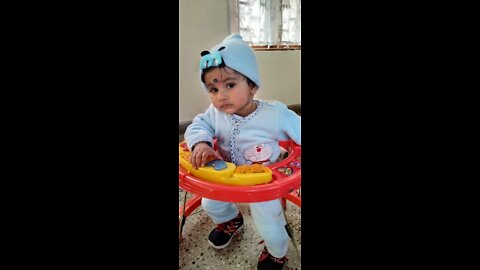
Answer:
[
  {"left": 226, "top": 83, "right": 236, "bottom": 89},
  {"left": 209, "top": 88, "right": 219, "bottom": 94}
]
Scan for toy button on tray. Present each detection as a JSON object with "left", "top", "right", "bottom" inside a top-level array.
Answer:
[{"left": 206, "top": 159, "right": 227, "bottom": 170}]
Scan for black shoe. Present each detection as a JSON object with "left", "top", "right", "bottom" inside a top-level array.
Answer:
[
  {"left": 208, "top": 212, "right": 244, "bottom": 249},
  {"left": 257, "top": 245, "right": 288, "bottom": 270}
]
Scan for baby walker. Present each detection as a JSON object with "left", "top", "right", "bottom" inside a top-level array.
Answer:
[{"left": 178, "top": 140, "right": 301, "bottom": 257}]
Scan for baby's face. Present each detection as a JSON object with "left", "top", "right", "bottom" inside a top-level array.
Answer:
[{"left": 204, "top": 67, "right": 257, "bottom": 117}]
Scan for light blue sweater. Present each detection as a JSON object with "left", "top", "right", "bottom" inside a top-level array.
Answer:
[{"left": 185, "top": 100, "right": 301, "bottom": 165}]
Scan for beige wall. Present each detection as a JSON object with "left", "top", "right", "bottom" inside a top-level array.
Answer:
[{"left": 179, "top": 0, "right": 301, "bottom": 123}]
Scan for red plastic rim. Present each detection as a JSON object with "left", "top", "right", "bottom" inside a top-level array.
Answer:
[{"left": 179, "top": 140, "right": 301, "bottom": 203}]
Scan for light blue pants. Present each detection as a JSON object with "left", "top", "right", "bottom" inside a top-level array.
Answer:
[{"left": 202, "top": 198, "right": 289, "bottom": 258}]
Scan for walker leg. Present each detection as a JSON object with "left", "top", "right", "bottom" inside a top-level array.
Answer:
[
  {"left": 178, "top": 194, "right": 202, "bottom": 242},
  {"left": 284, "top": 190, "right": 301, "bottom": 208},
  {"left": 179, "top": 190, "right": 188, "bottom": 241}
]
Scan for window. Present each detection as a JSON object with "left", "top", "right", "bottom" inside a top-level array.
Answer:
[{"left": 229, "top": 0, "right": 301, "bottom": 50}]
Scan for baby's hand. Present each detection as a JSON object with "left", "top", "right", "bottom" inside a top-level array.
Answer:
[{"left": 190, "top": 142, "right": 223, "bottom": 169}]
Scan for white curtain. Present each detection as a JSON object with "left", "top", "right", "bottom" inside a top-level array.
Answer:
[{"left": 230, "top": 0, "right": 301, "bottom": 46}]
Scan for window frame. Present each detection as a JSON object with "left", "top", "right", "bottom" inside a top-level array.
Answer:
[{"left": 229, "top": 0, "right": 301, "bottom": 52}]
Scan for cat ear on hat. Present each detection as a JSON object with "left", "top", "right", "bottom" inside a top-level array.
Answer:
[{"left": 201, "top": 45, "right": 225, "bottom": 57}]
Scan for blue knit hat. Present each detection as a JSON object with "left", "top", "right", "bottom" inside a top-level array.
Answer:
[{"left": 199, "top": 34, "right": 261, "bottom": 87}]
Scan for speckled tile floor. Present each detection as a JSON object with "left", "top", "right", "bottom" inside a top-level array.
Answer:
[
  {"left": 179, "top": 134, "right": 301, "bottom": 269},
  {"left": 179, "top": 190, "right": 301, "bottom": 270}
]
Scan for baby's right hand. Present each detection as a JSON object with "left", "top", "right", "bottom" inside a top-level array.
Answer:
[{"left": 190, "top": 142, "right": 223, "bottom": 169}]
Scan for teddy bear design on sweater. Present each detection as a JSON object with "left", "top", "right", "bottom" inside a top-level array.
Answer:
[{"left": 243, "top": 144, "right": 273, "bottom": 165}]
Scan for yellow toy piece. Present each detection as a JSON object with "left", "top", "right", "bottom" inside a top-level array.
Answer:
[{"left": 179, "top": 146, "right": 272, "bottom": 186}]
